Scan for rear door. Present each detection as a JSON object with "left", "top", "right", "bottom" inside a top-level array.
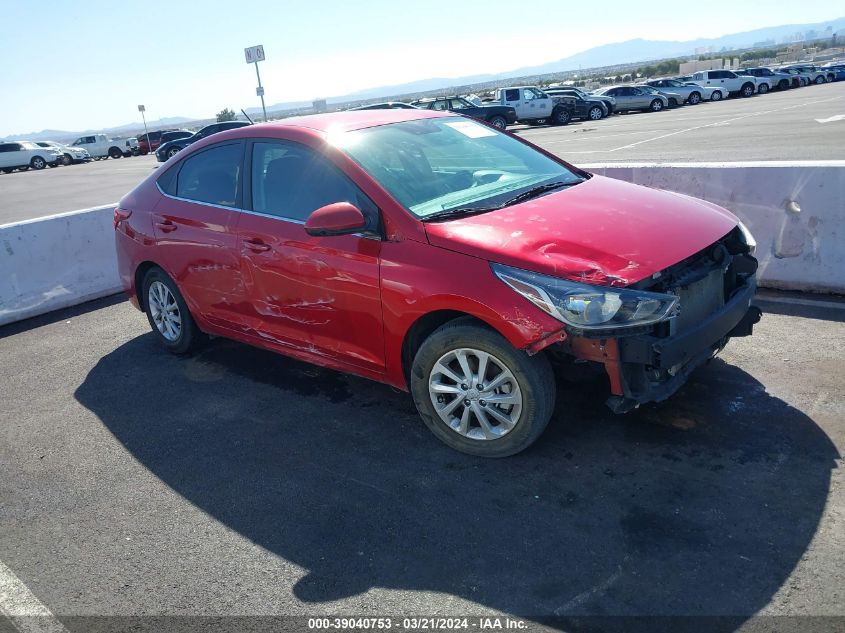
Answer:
[
  {"left": 234, "top": 139, "right": 385, "bottom": 372},
  {"left": 524, "top": 87, "right": 552, "bottom": 119},
  {"left": 151, "top": 141, "right": 247, "bottom": 329}
]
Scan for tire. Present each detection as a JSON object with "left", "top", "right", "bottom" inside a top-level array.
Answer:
[
  {"left": 588, "top": 106, "right": 603, "bottom": 120},
  {"left": 488, "top": 115, "right": 507, "bottom": 129},
  {"left": 142, "top": 267, "right": 204, "bottom": 355},
  {"left": 649, "top": 99, "right": 663, "bottom": 112},
  {"left": 552, "top": 107, "right": 571, "bottom": 125},
  {"left": 710, "top": 90, "right": 723, "bottom": 101},
  {"left": 741, "top": 83, "right": 755, "bottom": 97},
  {"left": 410, "top": 319, "right": 555, "bottom": 457},
  {"left": 167, "top": 146, "right": 181, "bottom": 158},
  {"left": 18, "top": 166, "right": 29, "bottom": 171},
  {"left": 687, "top": 91, "right": 701, "bottom": 105},
  {"left": 2, "top": 168, "right": 13, "bottom": 174},
  {"left": 778, "top": 79, "right": 789, "bottom": 90},
  {"left": 758, "top": 83, "right": 769, "bottom": 95},
  {"left": 62, "top": 153, "right": 72, "bottom": 166},
  {"left": 814, "top": 76, "right": 826, "bottom": 85},
  {"left": 109, "top": 147, "right": 122, "bottom": 159},
  {"left": 30, "top": 156, "right": 46, "bottom": 170}
]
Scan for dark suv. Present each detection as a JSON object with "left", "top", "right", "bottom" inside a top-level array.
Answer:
[
  {"left": 155, "top": 121, "right": 252, "bottom": 162},
  {"left": 410, "top": 97, "right": 517, "bottom": 129},
  {"left": 138, "top": 130, "right": 192, "bottom": 155},
  {"left": 544, "top": 89, "right": 608, "bottom": 120}
]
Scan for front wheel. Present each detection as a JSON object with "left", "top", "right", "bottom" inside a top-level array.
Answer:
[
  {"left": 552, "top": 107, "right": 571, "bottom": 125},
  {"left": 488, "top": 115, "right": 507, "bottom": 129},
  {"left": 588, "top": 106, "right": 603, "bottom": 120},
  {"left": 167, "top": 146, "right": 181, "bottom": 158},
  {"left": 410, "top": 320, "right": 555, "bottom": 457},
  {"left": 814, "top": 76, "right": 826, "bottom": 85},
  {"left": 109, "top": 147, "right": 122, "bottom": 159},
  {"left": 687, "top": 91, "right": 701, "bottom": 105},
  {"left": 649, "top": 99, "right": 663, "bottom": 112},
  {"left": 778, "top": 79, "right": 790, "bottom": 90},
  {"left": 758, "top": 83, "right": 769, "bottom": 94},
  {"left": 62, "top": 153, "right": 72, "bottom": 166},
  {"left": 142, "top": 268, "right": 204, "bottom": 355}
]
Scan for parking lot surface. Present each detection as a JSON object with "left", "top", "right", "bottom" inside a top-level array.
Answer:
[
  {"left": 514, "top": 81, "right": 844, "bottom": 163},
  {"left": 1, "top": 82, "right": 842, "bottom": 226},
  {"left": 1, "top": 294, "right": 843, "bottom": 631},
  {"left": 0, "top": 155, "right": 157, "bottom": 226}
]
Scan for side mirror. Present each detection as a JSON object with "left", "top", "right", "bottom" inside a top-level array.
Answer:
[{"left": 304, "top": 202, "right": 367, "bottom": 237}]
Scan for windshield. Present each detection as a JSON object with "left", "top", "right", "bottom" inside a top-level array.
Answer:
[{"left": 336, "top": 117, "right": 583, "bottom": 218}]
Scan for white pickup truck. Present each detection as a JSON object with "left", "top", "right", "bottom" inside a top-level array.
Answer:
[
  {"left": 690, "top": 70, "right": 758, "bottom": 97},
  {"left": 70, "top": 133, "right": 130, "bottom": 160},
  {"left": 490, "top": 86, "right": 574, "bottom": 125}
]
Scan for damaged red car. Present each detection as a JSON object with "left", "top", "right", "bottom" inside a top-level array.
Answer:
[{"left": 115, "top": 109, "right": 761, "bottom": 457}]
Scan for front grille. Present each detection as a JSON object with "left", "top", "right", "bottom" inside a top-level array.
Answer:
[{"left": 672, "top": 269, "right": 726, "bottom": 335}]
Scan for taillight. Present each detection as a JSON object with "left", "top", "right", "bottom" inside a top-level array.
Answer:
[{"left": 114, "top": 207, "right": 132, "bottom": 229}]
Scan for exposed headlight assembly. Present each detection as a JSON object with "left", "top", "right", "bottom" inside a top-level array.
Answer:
[
  {"left": 736, "top": 220, "right": 756, "bottom": 255},
  {"left": 492, "top": 263, "right": 678, "bottom": 330}
]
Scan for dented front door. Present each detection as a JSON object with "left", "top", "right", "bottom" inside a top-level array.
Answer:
[{"left": 234, "top": 213, "right": 385, "bottom": 372}]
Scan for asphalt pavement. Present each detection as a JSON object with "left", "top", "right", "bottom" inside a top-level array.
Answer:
[
  {"left": 1, "top": 81, "right": 842, "bottom": 225},
  {"left": 0, "top": 293, "right": 843, "bottom": 631}
]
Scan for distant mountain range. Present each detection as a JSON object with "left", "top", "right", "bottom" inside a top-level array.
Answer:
[
  {"left": 4, "top": 17, "right": 842, "bottom": 139},
  {"left": 247, "top": 16, "right": 845, "bottom": 113}
]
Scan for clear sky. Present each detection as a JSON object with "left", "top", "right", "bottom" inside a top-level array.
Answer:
[{"left": 0, "top": 0, "right": 840, "bottom": 136}]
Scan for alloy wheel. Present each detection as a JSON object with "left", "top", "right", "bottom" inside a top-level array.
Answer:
[
  {"left": 148, "top": 281, "right": 182, "bottom": 342},
  {"left": 428, "top": 347, "right": 523, "bottom": 441}
]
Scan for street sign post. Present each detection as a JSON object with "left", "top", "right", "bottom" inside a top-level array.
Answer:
[
  {"left": 244, "top": 45, "right": 268, "bottom": 121},
  {"left": 138, "top": 105, "right": 151, "bottom": 156}
]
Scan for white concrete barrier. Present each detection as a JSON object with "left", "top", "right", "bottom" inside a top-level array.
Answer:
[
  {"left": 0, "top": 205, "right": 119, "bottom": 326},
  {"left": 582, "top": 162, "right": 845, "bottom": 294},
  {"left": 0, "top": 161, "right": 842, "bottom": 327}
]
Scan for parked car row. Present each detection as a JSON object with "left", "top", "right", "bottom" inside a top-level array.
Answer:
[{"left": 0, "top": 140, "right": 89, "bottom": 173}]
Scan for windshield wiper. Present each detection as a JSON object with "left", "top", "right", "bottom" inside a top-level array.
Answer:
[
  {"left": 421, "top": 206, "right": 502, "bottom": 223},
  {"left": 500, "top": 181, "right": 577, "bottom": 207},
  {"left": 421, "top": 180, "right": 581, "bottom": 223}
]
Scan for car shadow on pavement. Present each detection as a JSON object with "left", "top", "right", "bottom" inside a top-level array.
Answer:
[{"left": 74, "top": 334, "right": 838, "bottom": 630}]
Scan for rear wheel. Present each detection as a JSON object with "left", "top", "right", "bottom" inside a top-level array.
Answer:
[
  {"left": 142, "top": 268, "right": 204, "bottom": 355},
  {"left": 588, "top": 105, "right": 603, "bottom": 120},
  {"left": 488, "top": 115, "right": 507, "bottom": 129},
  {"left": 410, "top": 320, "right": 555, "bottom": 457},
  {"left": 62, "top": 153, "right": 72, "bottom": 166},
  {"left": 109, "top": 147, "right": 122, "bottom": 159},
  {"left": 2, "top": 168, "right": 13, "bottom": 173},
  {"left": 687, "top": 91, "right": 701, "bottom": 105},
  {"left": 758, "top": 83, "right": 769, "bottom": 94},
  {"left": 649, "top": 99, "right": 663, "bottom": 112},
  {"left": 30, "top": 156, "right": 46, "bottom": 170},
  {"left": 814, "top": 75, "right": 826, "bottom": 85},
  {"left": 778, "top": 79, "right": 790, "bottom": 90}
]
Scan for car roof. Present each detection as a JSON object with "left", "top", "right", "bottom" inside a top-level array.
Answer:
[{"left": 250, "top": 109, "right": 453, "bottom": 134}]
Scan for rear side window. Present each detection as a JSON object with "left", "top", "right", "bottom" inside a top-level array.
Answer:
[
  {"left": 504, "top": 89, "right": 520, "bottom": 101},
  {"left": 174, "top": 142, "right": 243, "bottom": 207},
  {"left": 250, "top": 141, "right": 370, "bottom": 223}
]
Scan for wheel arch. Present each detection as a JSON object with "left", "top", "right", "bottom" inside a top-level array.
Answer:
[{"left": 134, "top": 260, "right": 163, "bottom": 311}]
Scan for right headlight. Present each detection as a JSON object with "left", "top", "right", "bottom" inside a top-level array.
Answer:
[
  {"left": 492, "top": 263, "right": 678, "bottom": 331},
  {"left": 736, "top": 220, "right": 756, "bottom": 255}
]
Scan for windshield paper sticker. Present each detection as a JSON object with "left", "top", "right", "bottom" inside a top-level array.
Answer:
[{"left": 445, "top": 121, "right": 498, "bottom": 138}]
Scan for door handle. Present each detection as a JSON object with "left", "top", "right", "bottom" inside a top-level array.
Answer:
[
  {"left": 243, "top": 238, "right": 271, "bottom": 252},
  {"left": 155, "top": 220, "right": 177, "bottom": 233}
]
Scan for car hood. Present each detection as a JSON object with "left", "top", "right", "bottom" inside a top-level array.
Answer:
[{"left": 424, "top": 175, "right": 738, "bottom": 287}]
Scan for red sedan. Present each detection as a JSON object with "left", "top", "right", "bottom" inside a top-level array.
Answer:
[{"left": 114, "top": 109, "right": 760, "bottom": 457}]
